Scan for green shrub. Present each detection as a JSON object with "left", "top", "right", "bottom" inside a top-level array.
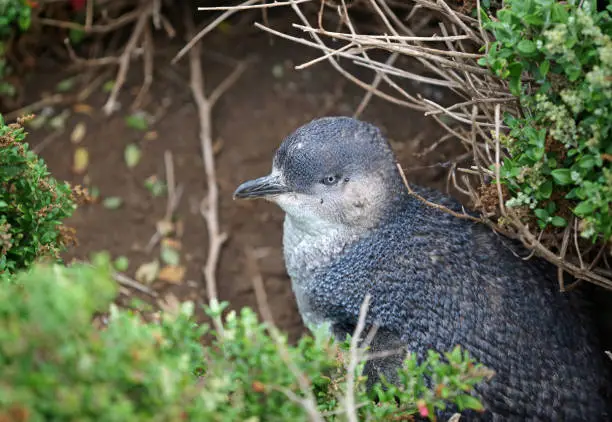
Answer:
[
  {"left": 0, "top": 258, "right": 492, "bottom": 421},
  {"left": 480, "top": 0, "right": 612, "bottom": 241},
  {"left": 0, "top": 1, "right": 31, "bottom": 39},
  {"left": 0, "top": 0, "right": 32, "bottom": 97},
  {"left": 0, "top": 259, "right": 209, "bottom": 421},
  {"left": 0, "top": 114, "right": 78, "bottom": 280}
]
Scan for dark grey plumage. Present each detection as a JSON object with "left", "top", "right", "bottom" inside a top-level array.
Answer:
[{"left": 234, "top": 116, "right": 611, "bottom": 421}]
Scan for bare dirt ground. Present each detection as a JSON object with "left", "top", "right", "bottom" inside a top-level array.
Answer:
[{"left": 15, "top": 25, "right": 496, "bottom": 340}]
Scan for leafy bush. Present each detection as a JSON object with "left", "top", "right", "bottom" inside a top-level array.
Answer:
[
  {"left": 0, "top": 258, "right": 492, "bottom": 421},
  {"left": 0, "top": 0, "right": 33, "bottom": 96},
  {"left": 0, "top": 114, "right": 78, "bottom": 280},
  {"left": 480, "top": 0, "right": 612, "bottom": 241},
  {"left": 0, "top": 259, "right": 209, "bottom": 421},
  {"left": 0, "top": 1, "right": 31, "bottom": 38}
]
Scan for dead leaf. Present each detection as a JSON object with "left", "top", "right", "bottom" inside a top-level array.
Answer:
[
  {"left": 144, "top": 131, "right": 158, "bottom": 141},
  {"left": 144, "top": 175, "right": 166, "bottom": 197},
  {"left": 102, "top": 196, "right": 123, "bottom": 210},
  {"left": 213, "top": 138, "right": 224, "bottom": 155},
  {"left": 27, "top": 114, "right": 48, "bottom": 130},
  {"left": 124, "top": 143, "right": 142, "bottom": 168},
  {"left": 73, "top": 103, "right": 94, "bottom": 115},
  {"left": 161, "top": 237, "right": 182, "bottom": 250},
  {"left": 135, "top": 260, "right": 160, "bottom": 284},
  {"left": 49, "top": 109, "right": 70, "bottom": 131},
  {"left": 157, "top": 293, "right": 181, "bottom": 315},
  {"left": 158, "top": 265, "right": 186, "bottom": 284},
  {"left": 71, "top": 122, "right": 86, "bottom": 144},
  {"left": 160, "top": 243, "right": 180, "bottom": 266},
  {"left": 73, "top": 147, "right": 89, "bottom": 174},
  {"left": 56, "top": 77, "right": 76, "bottom": 92},
  {"left": 156, "top": 220, "right": 174, "bottom": 237}
]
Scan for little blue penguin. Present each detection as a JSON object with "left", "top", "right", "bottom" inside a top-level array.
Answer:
[{"left": 233, "top": 116, "right": 611, "bottom": 421}]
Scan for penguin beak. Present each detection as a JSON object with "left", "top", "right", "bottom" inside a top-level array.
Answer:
[{"left": 233, "top": 174, "right": 291, "bottom": 200}]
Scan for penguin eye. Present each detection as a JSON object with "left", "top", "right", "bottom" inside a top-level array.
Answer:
[{"left": 321, "top": 175, "right": 339, "bottom": 186}]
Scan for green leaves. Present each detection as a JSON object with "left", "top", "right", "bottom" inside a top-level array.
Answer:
[
  {"left": 517, "top": 40, "right": 537, "bottom": 56},
  {"left": 577, "top": 156, "right": 596, "bottom": 169},
  {"left": 125, "top": 113, "right": 149, "bottom": 131},
  {"left": 550, "top": 2, "right": 569, "bottom": 23},
  {"left": 113, "top": 256, "right": 130, "bottom": 272},
  {"left": 482, "top": 0, "right": 612, "bottom": 241},
  {"left": 124, "top": 143, "right": 142, "bottom": 168},
  {"left": 574, "top": 201, "right": 594, "bottom": 216},
  {"left": 551, "top": 169, "right": 572, "bottom": 185},
  {"left": 539, "top": 180, "right": 553, "bottom": 199},
  {"left": 533, "top": 201, "right": 568, "bottom": 229},
  {"left": 455, "top": 394, "right": 485, "bottom": 412},
  {"left": 508, "top": 62, "right": 524, "bottom": 95},
  {"left": 369, "top": 345, "right": 493, "bottom": 420},
  {"left": 550, "top": 216, "right": 568, "bottom": 227},
  {"left": 0, "top": 1, "right": 32, "bottom": 96},
  {"left": 160, "top": 243, "right": 180, "bottom": 266},
  {"left": 144, "top": 175, "right": 166, "bottom": 197},
  {"left": 534, "top": 208, "right": 550, "bottom": 220},
  {"left": 539, "top": 60, "right": 550, "bottom": 78},
  {"left": 0, "top": 116, "right": 76, "bottom": 279},
  {"left": 0, "top": 262, "right": 207, "bottom": 420},
  {"left": 102, "top": 196, "right": 123, "bottom": 210}
]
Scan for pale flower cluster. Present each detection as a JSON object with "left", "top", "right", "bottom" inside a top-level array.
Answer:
[{"left": 534, "top": 93, "right": 577, "bottom": 148}]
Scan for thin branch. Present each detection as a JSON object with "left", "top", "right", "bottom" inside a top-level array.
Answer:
[
  {"left": 131, "top": 23, "right": 154, "bottom": 110},
  {"left": 397, "top": 163, "right": 482, "bottom": 223},
  {"left": 198, "top": 0, "right": 311, "bottom": 11},
  {"left": 247, "top": 249, "right": 325, "bottom": 422},
  {"left": 354, "top": 52, "right": 398, "bottom": 117},
  {"left": 254, "top": 22, "right": 423, "bottom": 110},
  {"left": 493, "top": 104, "right": 506, "bottom": 216},
  {"left": 164, "top": 150, "right": 177, "bottom": 222},
  {"left": 173, "top": 0, "right": 260, "bottom": 65},
  {"left": 345, "top": 294, "right": 371, "bottom": 422},
  {"left": 208, "top": 59, "right": 252, "bottom": 107},
  {"left": 113, "top": 271, "right": 158, "bottom": 297},
  {"left": 293, "top": 24, "right": 471, "bottom": 42},
  {"left": 85, "top": 0, "right": 93, "bottom": 30},
  {"left": 36, "top": 8, "right": 141, "bottom": 33},
  {"left": 75, "top": 259, "right": 157, "bottom": 297},
  {"left": 185, "top": 10, "right": 248, "bottom": 311},
  {"left": 102, "top": 4, "right": 152, "bottom": 115}
]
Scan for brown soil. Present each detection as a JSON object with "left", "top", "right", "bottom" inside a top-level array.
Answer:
[{"left": 20, "top": 27, "right": 465, "bottom": 341}]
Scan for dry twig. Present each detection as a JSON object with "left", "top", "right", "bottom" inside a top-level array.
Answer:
[
  {"left": 184, "top": 8, "right": 248, "bottom": 309},
  {"left": 173, "top": 0, "right": 261, "bottom": 65},
  {"left": 397, "top": 163, "right": 481, "bottom": 223},
  {"left": 113, "top": 271, "right": 158, "bottom": 297},
  {"left": 74, "top": 259, "right": 157, "bottom": 297},
  {"left": 345, "top": 294, "right": 371, "bottom": 422},
  {"left": 198, "top": 0, "right": 312, "bottom": 11},
  {"left": 103, "top": 2, "right": 153, "bottom": 115},
  {"left": 246, "top": 249, "right": 325, "bottom": 422},
  {"left": 145, "top": 151, "right": 184, "bottom": 254}
]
